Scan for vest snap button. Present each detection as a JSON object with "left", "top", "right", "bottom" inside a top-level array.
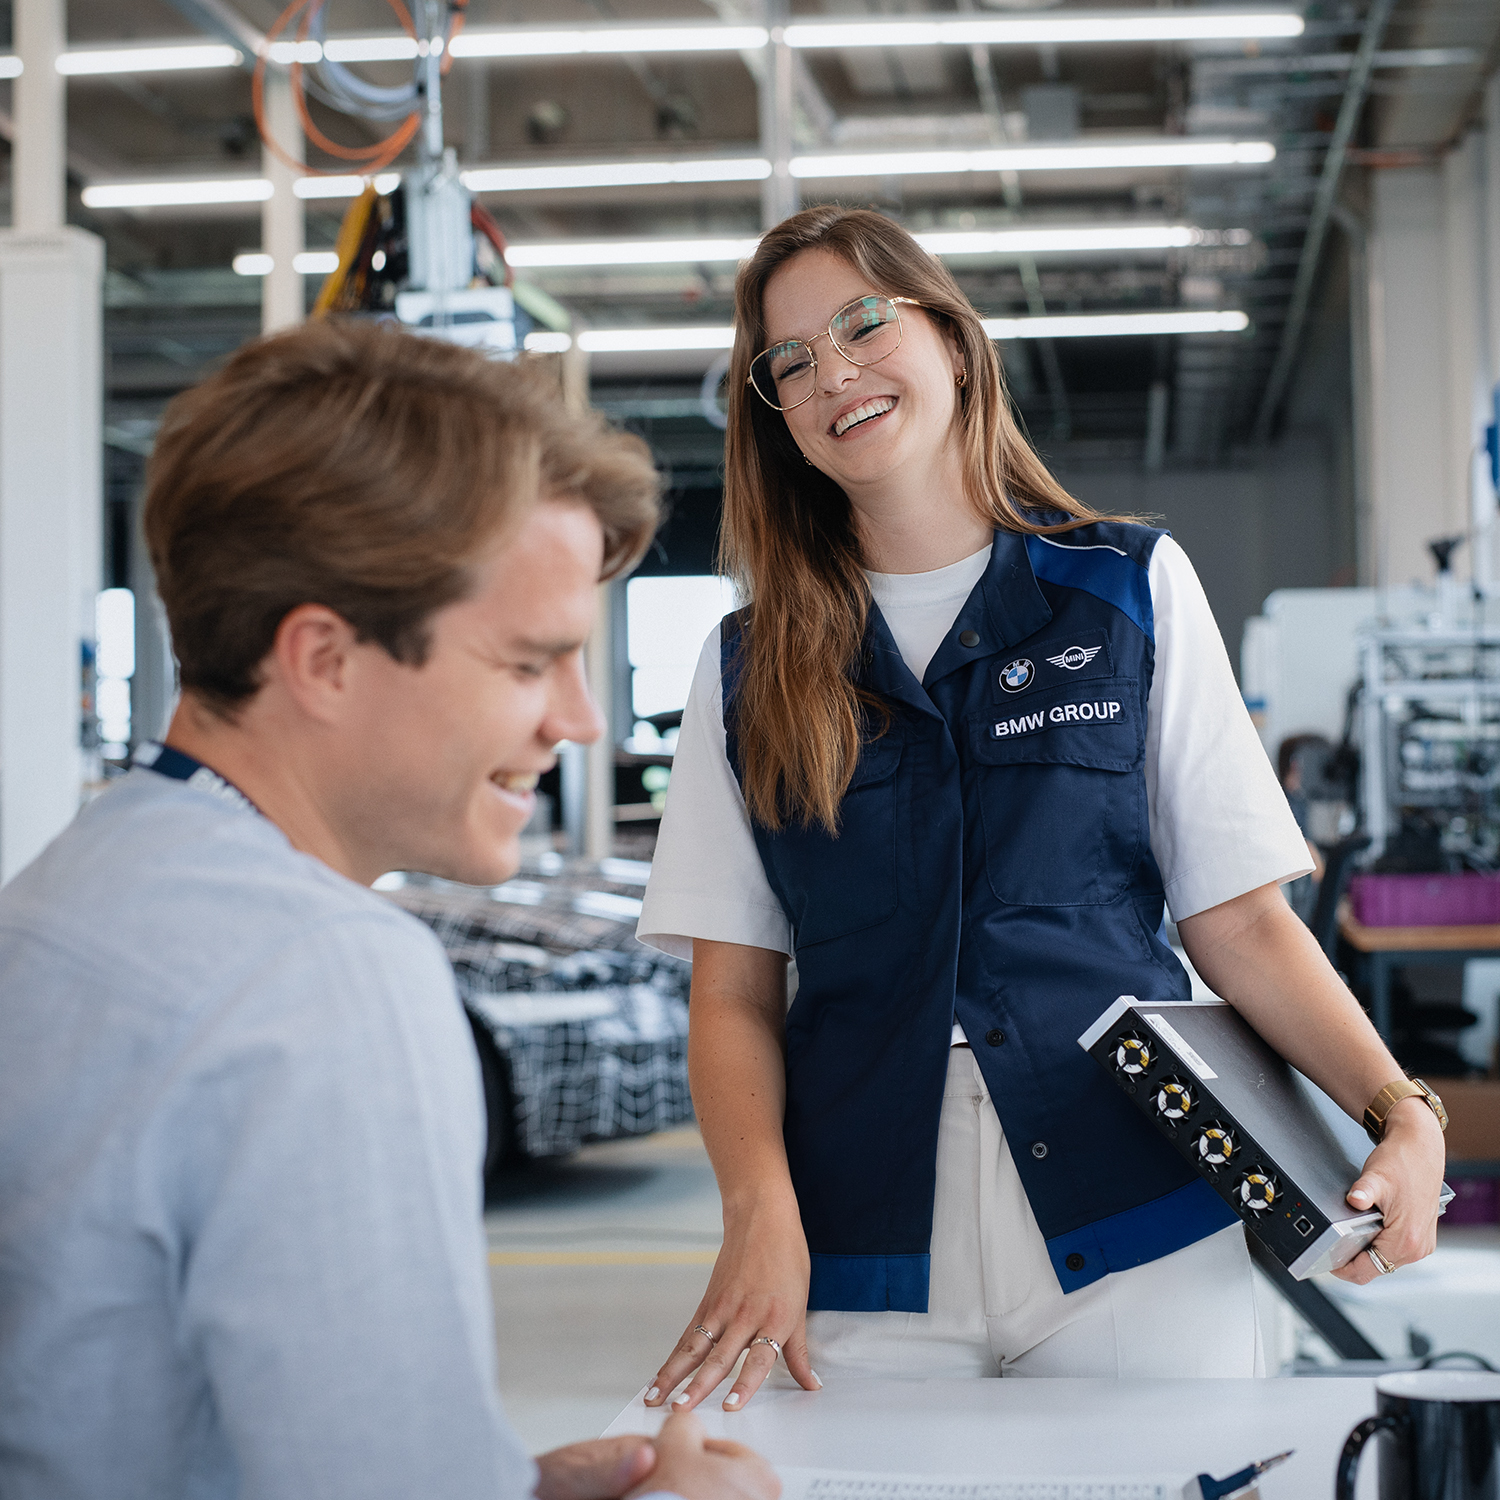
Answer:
[
  {"left": 985, "top": 1028, "right": 1005, "bottom": 1046},
  {"left": 958, "top": 629, "right": 980, "bottom": 648},
  {"left": 1065, "top": 1252, "right": 1085, "bottom": 1272},
  {"left": 1030, "top": 1141, "right": 1048, "bottom": 1159}
]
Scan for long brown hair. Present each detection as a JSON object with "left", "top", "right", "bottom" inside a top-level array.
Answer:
[{"left": 722, "top": 205, "right": 1123, "bottom": 833}]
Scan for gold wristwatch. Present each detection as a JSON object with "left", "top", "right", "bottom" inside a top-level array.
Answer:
[{"left": 1363, "top": 1077, "right": 1448, "bottom": 1143}]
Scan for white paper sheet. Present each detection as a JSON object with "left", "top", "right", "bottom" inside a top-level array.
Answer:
[{"left": 776, "top": 1471, "right": 1181, "bottom": 1500}]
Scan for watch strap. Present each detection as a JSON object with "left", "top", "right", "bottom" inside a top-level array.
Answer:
[{"left": 1364, "top": 1077, "right": 1448, "bottom": 1141}]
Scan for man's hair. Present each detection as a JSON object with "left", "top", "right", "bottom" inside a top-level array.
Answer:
[{"left": 144, "top": 319, "right": 661, "bottom": 715}]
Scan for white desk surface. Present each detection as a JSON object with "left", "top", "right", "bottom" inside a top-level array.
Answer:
[{"left": 604, "top": 1375, "right": 1381, "bottom": 1500}]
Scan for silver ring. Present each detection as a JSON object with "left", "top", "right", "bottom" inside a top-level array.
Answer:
[
  {"left": 692, "top": 1325, "right": 719, "bottom": 1343},
  {"left": 752, "top": 1335, "right": 782, "bottom": 1357},
  {"left": 1367, "top": 1246, "right": 1397, "bottom": 1276}
]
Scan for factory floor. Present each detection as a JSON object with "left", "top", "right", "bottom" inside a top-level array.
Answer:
[
  {"left": 486, "top": 1127, "right": 721, "bottom": 1454},
  {"left": 485, "top": 1127, "right": 1500, "bottom": 1457}
]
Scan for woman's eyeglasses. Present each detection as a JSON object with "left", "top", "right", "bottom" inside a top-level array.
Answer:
[{"left": 746, "top": 295, "right": 921, "bottom": 412}]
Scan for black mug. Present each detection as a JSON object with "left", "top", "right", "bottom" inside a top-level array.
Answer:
[{"left": 1337, "top": 1372, "right": 1500, "bottom": 1500}]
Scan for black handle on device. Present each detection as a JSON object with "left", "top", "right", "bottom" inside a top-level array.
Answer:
[{"left": 1337, "top": 1414, "right": 1404, "bottom": 1500}]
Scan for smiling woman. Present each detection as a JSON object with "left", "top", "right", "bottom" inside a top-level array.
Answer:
[
  {"left": 721, "top": 207, "right": 1130, "bottom": 834},
  {"left": 633, "top": 204, "right": 1446, "bottom": 1418}
]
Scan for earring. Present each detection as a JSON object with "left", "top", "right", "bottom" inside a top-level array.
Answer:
[
  {"left": 801, "top": 451, "right": 813, "bottom": 465},
  {"left": 955, "top": 368, "right": 968, "bottom": 388}
]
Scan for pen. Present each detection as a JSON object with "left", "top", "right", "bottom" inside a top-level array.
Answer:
[{"left": 1185, "top": 1449, "right": 1295, "bottom": 1500}]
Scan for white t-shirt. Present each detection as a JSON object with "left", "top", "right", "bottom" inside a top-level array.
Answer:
[{"left": 638, "top": 535, "right": 1311, "bottom": 1003}]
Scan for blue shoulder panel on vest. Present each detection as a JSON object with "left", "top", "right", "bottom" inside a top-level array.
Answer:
[
  {"left": 1044, "top": 1178, "right": 1237, "bottom": 1293},
  {"left": 807, "top": 1252, "right": 930, "bottom": 1313},
  {"left": 1025, "top": 531, "right": 1156, "bottom": 642}
]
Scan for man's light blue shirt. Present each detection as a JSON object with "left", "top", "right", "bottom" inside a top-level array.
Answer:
[{"left": 0, "top": 769, "right": 540, "bottom": 1498}]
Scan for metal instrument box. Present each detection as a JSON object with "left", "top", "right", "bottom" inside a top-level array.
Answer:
[{"left": 1078, "top": 998, "right": 1454, "bottom": 1279}]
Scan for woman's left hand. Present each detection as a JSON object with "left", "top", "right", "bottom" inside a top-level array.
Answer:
[{"left": 1333, "top": 1095, "right": 1448, "bottom": 1284}]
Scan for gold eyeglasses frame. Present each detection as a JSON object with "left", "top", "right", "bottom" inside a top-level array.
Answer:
[{"left": 745, "top": 295, "right": 925, "bottom": 413}]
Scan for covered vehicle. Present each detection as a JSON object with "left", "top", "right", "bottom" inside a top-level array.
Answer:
[{"left": 383, "top": 855, "right": 692, "bottom": 1197}]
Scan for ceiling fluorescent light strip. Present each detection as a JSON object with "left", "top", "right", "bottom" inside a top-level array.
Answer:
[
  {"left": 82, "top": 136, "right": 1272, "bottom": 208},
  {"left": 505, "top": 237, "right": 764, "bottom": 268},
  {"left": 982, "top": 310, "right": 1250, "bottom": 338},
  {"left": 450, "top": 25, "right": 768, "bottom": 58},
  {"left": 293, "top": 172, "right": 402, "bottom": 199},
  {"left": 233, "top": 250, "right": 342, "bottom": 276},
  {"left": 2, "top": 11, "right": 1303, "bottom": 78},
  {"left": 577, "top": 327, "right": 737, "bottom": 353},
  {"left": 461, "top": 157, "right": 770, "bottom": 193},
  {"left": 561, "top": 312, "right": 1249, "bottom": 353},
  {"left": 791, "top": 140, "right": 1275, "bottom": 179},
  {"left": 505, "top": 224, "right": 1209, "bottom": 267},
  {"left": 57, "top": 42, "right": 242, "bottom": 75},
  {"left": 266, "top": 40, "right": 323, "bottom": 63},
  {"left": 323, "top": 36, "right": 423, "bottom": 62},
  {"left": 920, "top": 225, "right": 1199, "bottom": 254},
  {"left": 462, "top": 141, "right": 1271, "bottom": 196},
  {"left": 785, "top": 12, "right": 1303, "bottom": 48},
  {"left": 82, "top": 178, "right": 274, "bottom": 208}
]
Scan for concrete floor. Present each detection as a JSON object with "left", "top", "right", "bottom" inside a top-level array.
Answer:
[{"left": 486, "top": 1126, "right": 722, "bottom": 1454}]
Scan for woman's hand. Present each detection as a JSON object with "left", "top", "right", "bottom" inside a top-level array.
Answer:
[
  {"left": 645, "top": 1189, "right": 820, "bottom": 1414},
  {"left": 1178, "top": 884, "right": 1449, "bottom": 1280},
  {"left": 1333, "top": 1095, "right": 1448, "bottom": 1284}
]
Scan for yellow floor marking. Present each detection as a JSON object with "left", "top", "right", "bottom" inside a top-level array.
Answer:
[{"left": 488, "top": 1249, "right": 718, "bottom": 1266}]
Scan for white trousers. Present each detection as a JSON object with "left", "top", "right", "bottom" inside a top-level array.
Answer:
[{"left": 806, "top": 1047, "right": 1264, "bottom": 1379}]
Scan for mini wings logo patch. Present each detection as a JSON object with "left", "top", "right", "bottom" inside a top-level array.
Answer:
[
  {"left": 1047, "top": 645, "right": 1103, "bottom": 671},
  {"left": 999, "top": 658, "right": 1034, "bottom": 693}
]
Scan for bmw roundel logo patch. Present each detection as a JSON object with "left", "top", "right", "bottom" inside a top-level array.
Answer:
[{"left": 999, "top": 658, "right": 1034, "bottom": 693}]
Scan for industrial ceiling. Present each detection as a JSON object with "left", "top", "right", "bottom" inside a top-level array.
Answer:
[{"left": 20, "top": 0, "right": 1500, "bottom": 481}]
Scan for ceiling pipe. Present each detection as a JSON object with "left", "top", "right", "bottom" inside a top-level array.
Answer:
[
  {"left": 159, "top": 0, "right": 263, "bottom": 70},
  {"left": 1250, "top": 0, "right": 1397, "bottom": 445}
]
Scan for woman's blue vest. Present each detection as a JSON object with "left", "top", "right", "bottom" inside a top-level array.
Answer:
[{"left": 721, "top": 522, "right": 1236, "bottom": 1314}]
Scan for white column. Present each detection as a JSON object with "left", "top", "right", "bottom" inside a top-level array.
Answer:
[
  {"left": 1366, "top": 167, "right": 1462, "bottom": 590},
  {"left": 14, "top": 0, "right": 64, "bottom": 234},
  {"left": 1443, "top": 131, "right": 1494, "bottom": 587},
  {"left": 261, "top": 68, "right": 306, "bottom": 334},
  {"left": 758, "top": 0, "right": 797, "bottom": 230},
  {"left": 0, "top": 0, "right": 106, "bottom": 879},
  {"left": 0, "top": 232, "right": 105, "bottom": 879},
  {"left": 1479, "top": 76, "right": 1500, "bottom": 587},
  {"left": 584, "top": 586, "right": 613, "bottom": 863}
]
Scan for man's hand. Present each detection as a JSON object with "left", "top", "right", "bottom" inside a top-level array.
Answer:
[
  {"left": 535, "top": 1436, "right": 657, "bottom": 1500},
  {"left": 624, "top": 1410, "right": 780, "bottom": 1500}
]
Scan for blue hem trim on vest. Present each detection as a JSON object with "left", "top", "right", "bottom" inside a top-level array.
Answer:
[
  {"left": 807, "top": 1252, "right": 931, "bottom": 1313},
  {"left": 1025, "top": 533, "right": 1155, "bottom": 642},
  {"left": 1045, "top": 1177, "right": 1237, "bottom": 1293}
]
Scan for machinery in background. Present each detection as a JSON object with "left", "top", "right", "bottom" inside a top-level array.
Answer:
[
  {"left": 1358, "top": 627, "right": 1500, "bottom": 873},
  {"left": 256, "top": 0, "right": 525, "bottom": 353}
]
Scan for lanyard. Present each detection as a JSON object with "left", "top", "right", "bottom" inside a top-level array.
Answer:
[{"left": 132, "top": 741, "right": 262, "bottom": 818}]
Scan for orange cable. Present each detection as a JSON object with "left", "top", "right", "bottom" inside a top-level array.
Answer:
[{"left": 254, "top": 0, "right": 423, "bottom": 178}]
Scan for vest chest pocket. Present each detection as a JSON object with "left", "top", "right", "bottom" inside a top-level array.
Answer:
[
  {"left": 764, "top": 735, "right": 902, "bottom": 948},
  {"left": 967, "top": 682, "right": 1145, "bottom": 907}
]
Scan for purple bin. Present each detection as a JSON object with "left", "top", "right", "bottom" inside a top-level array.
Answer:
[
  {"left": 1349, "top": 872, "right": 1500, "bottom": 927},
  {"left": 1442, "top": 1178, "right": 1500, "bottom": 1226}
]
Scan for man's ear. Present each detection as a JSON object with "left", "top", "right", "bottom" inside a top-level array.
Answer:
[{"left": 265, "top": 603, "right": 360, "bottom": 724}]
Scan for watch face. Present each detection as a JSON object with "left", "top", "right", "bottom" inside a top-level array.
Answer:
[{"left": 1410, "top": 1078, "right": 1449, "bottom": 1130}]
